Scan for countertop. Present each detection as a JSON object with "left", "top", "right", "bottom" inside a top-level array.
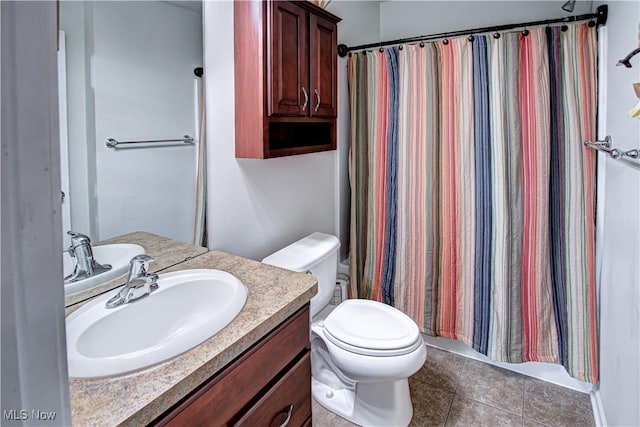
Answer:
[
  {"left": 68, "top": 250, "right": 317, "bottom": 426},
  {"left": 65, "top": 231, "right": 208, "bottom": 307}
]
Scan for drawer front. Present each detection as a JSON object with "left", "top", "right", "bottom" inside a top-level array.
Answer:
[
  {"left": 157, "top": 305, "right": 310, "bottom": 426},
  {"left": 234, "top": 352, "right": 311, "bottom": 427}
]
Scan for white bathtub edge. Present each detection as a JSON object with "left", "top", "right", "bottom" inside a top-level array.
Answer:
[{"left": 591, "top": 389, "right": 607, "bottom": 427}]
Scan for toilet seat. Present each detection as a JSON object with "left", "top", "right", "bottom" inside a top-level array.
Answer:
[
  {"left": 322, "top": 329, "right": 424, "bottom": 357},
  {"left": 321, "top": 300, "right": 423, "bottom": 357}
]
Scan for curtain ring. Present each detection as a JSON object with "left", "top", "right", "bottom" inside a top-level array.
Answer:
[
  {"left": 398, "top": 45, "right": 404, "bottom": 50},
  {"left": 443, "top": 38, "right": 449, "bottom": 45},
  {"left": 419, "top": 41, "right": 425, "bottom": 48},
  {"left": 468, "top": 35, "right": 475, "bottom": 42},
  {"left": 521, "top": 29, "right": 530, "bottom": 36},
  {"left": 561, "top": 25, "right": 568, "bottom": 32},
  {"left": 493, "top": 32, "right": 501, "bottom": 39},
  {"left": 588, "top": 21, "right": 596, "bottom": 28}
]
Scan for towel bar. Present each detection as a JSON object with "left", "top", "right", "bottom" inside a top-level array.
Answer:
[{"left": 106, "top": 135, "right": 194, "bottom": 149}]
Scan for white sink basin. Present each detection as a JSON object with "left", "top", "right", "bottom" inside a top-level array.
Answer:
[
  {"left": 64, "top": 243, "right": 145, "bottom": 295},
  {"left": 66, "top": 269, "right": 248, "bottom": 378}
]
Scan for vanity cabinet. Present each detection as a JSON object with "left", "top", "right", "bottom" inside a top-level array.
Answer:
[
  {"left": 235, "top": 1, "right": 340, "bottom": 159},
  {"left": 154, "top": 305, "right": 311, "bottom": 426}
]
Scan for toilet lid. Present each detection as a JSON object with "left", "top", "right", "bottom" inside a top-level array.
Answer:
[{"left": 323, "top": 299, "right": 421, "bottom": 353}]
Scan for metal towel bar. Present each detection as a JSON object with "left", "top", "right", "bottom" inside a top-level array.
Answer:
[
  {"left": 583, "top": 135, "right": 640, "bottom": 164},
  {"left": 106, "top": 135, "right": 194, "bottom": 149}
]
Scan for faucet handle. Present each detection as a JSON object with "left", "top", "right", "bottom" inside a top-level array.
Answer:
[
  {"left": 106, "top": 256, "right": 158, "bottom": 308},
  {"left": 67, "top": 231, "right": 92, "bottom": 247},
  {"left": 128, "top": 254, "right": 154, "bottom": 277}
]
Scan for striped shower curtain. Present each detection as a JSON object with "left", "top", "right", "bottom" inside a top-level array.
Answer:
[{"left": 348, "top": 23, "right": 599, "bottom": 383}]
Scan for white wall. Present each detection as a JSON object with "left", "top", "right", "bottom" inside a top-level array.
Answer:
[
  {"left": 379, "top": 1, "right": 592, "bottom": 40},
  {"left": 595, "top": 2, "right": 640, "bottom": 426},
  {"left": 204, "top": 1, "right": 380, "bottom": 261},
  {"left": 1, "top": 1, "right": 71, "bottom": 423},
  {"left": 92, "top": 2, "right": 202, "bottom": 242},
  {"left": 61, "top": 1, "right": 202, "bottom": 243},
  {"left": 60, "top": 1, "right": 98, "bottom": 240}
]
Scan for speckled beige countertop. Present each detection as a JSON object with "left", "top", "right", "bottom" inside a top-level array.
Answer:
[
  {"left": 65, "top": 231, "right": 208, "bottom": 307},
  {"left": 69, "top": 250, "right": 317, "bottom": 426}
]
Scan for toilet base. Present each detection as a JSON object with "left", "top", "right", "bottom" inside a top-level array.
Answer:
[{"left": 312, "top": 376, "right": 413, "bottom": 427}]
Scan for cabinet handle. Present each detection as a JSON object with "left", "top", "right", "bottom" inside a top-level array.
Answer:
[
  {"left": 269, "top": 404, "right": 294, "bottom": 427},
  {"left": 301, "top": 87, "right": 308, "bottom": 111},
  {"left": 314, "top": 89, "right": 320, "bottom": 112}
]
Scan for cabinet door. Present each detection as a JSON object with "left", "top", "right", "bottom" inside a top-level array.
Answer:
[
  {"left": 234, "top": 353, "right": 311, "bottom": 427},
  {"left": 309, "top": 14, "right": 337, "bottom": 118},
  {"left": 155, "top": 305, "right": 310, "bottom": 426},
  {"left": 268, "top": 2, "right": 309, "bottom": 117}
]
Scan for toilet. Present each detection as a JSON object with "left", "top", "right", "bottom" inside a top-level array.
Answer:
[{"left": 263, "top": 232, "right": 427, "bottom": 426}]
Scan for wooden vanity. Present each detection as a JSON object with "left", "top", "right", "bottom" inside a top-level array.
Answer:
[
  {"left": 68, "top": 250, "right": 317, "bottom": 426},
  {"left": 156, "top": 305, "right": 311, "bottom": 426}
]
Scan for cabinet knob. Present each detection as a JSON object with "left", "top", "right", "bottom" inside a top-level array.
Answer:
[
  {"left": 301, "top": 87, "right": 309, "bottom": 111},
  {"left": 269, "top": 404, "right": 294, "bottom": 427},
  {"left": 314, "top": 89, "right": 321, "bottom": 112}
]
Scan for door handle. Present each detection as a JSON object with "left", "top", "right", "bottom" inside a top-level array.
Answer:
[
  {"left": 314, "top": 89, "right": 320, "bottom": 112},
  {"left": 301, "top": 87, "right": 308, "bottom": 111}
]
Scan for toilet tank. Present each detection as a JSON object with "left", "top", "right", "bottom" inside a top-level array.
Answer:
[{"left": 262, "top": 233, "right": 340, "bottom": 317}]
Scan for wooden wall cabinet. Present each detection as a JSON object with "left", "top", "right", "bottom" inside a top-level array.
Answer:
[
  {"left": 155, "top": 305, "right": 311, "bottom": 426},
  {"left": 235, "top": 1, "right": 341, "bottom": 159}
]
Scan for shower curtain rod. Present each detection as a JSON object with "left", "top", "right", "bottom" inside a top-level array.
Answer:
[{"left": 337, "top": 4, "right": 608, "bottom": 57}]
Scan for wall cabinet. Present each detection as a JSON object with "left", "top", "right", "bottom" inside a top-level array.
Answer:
[
  {"left": 154, "top": 305, "right": 311, "bottom": 426},
  {"left": 235, "top": 1, "right": 340, "bottom": 159}
]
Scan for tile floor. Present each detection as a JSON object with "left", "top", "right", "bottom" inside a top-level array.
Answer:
[{"left": 312, "top": 346, "right": 595, "bottom": 427}]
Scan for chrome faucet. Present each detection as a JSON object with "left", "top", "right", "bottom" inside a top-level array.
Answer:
[
  {"left": 64, "top": 231, "right": 112, "bottom": 284},
  {"left": 106, "top": 254, "right": 159, "bottom": 308}
]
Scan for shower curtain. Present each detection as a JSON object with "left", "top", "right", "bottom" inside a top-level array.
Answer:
[
  {"left": 348, "top": 24, "right": 599, "bottom": 383},
  {"left": 193, "top": 74, "right": 207, "bottom": 247}
]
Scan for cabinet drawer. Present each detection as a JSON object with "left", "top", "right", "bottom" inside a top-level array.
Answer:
[
  {"left": 157, "top": 305, "right": 310, "bottom": 426},
  {"left": 235, "top": 352, "right": 311, "bottom": 427}
]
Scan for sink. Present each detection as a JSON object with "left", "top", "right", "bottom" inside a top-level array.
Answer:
[
  {"left": 66, "top": 269, "right": 248, "bottom": 378},
  {"left": 63, "top": 243, "right": 145, "bottom": 295}
]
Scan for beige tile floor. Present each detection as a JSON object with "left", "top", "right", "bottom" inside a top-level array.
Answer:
[{"left": 312, "top": 346, "right": 595, "bottom": 427}]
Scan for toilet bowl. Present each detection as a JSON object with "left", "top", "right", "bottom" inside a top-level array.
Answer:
[{"left": 263, "top": 233, "right": 427, "bottom": 426}]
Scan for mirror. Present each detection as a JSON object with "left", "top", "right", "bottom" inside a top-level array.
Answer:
[{"left": 59, "top": 1, "right": 204, "bottom": 306}]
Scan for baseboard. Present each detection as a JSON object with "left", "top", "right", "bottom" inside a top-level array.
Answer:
[{"left": 591, "top": 389, "right": 607, "bottom": 427}]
